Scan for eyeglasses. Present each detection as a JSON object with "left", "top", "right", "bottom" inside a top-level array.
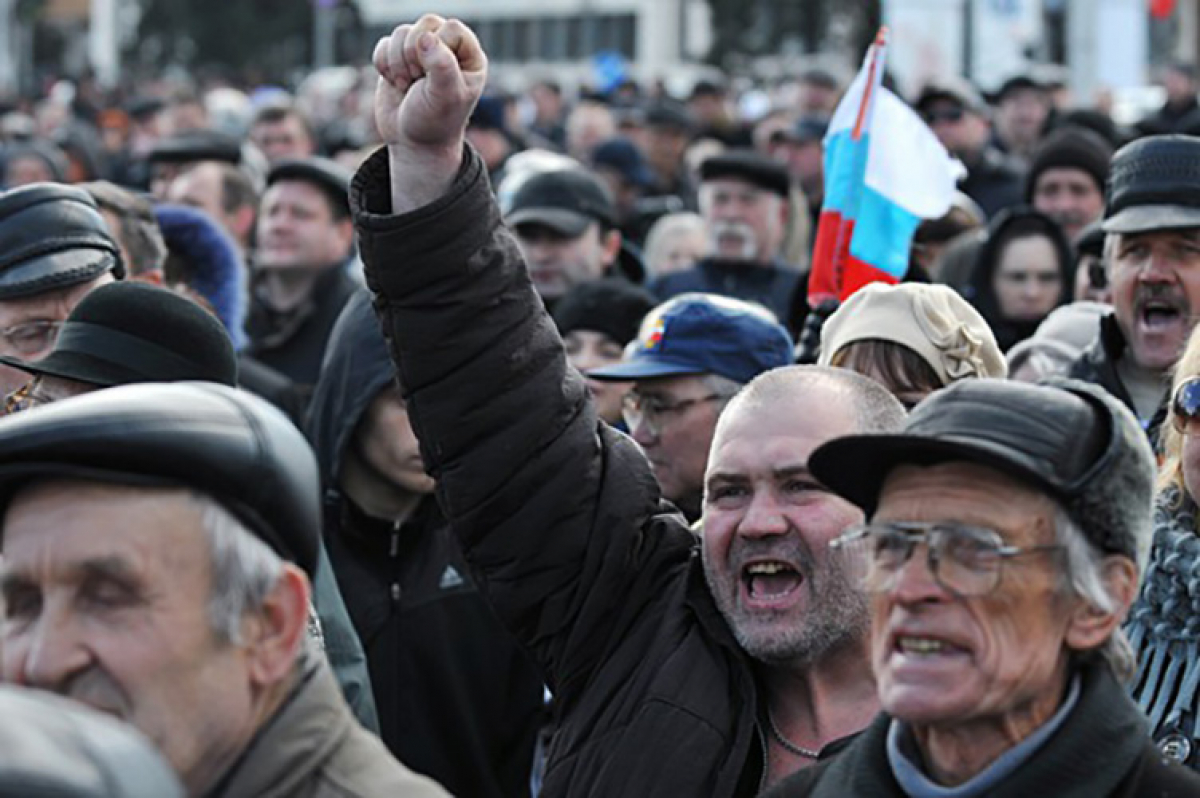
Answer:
[
  {"left": 921, "top": 107, "right": 965, "bottom": 125},
  {"left": 1173, "top": 376, "right": 1200, "bottom": 436},
  {"left": 830, "top": 521, "right": 1062, "bottom": 597},
  {"left": 0, "top": 320, "right": 62, "bottom": 358},
  {"left": 622, "top": 392, "right": 723, "bottom": 436}
]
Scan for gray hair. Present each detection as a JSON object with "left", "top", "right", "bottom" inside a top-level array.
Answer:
[
  {"left": 700, "top": 372, "right": 744, "bottom": 412},
  {"left": 189, "top": 492, "right": 284, "bottom": 644},
  {"left": 1056, "top": 381, "right": 1156, "bottom": 577},
  {"left": 725, "top": 364, "right": 907, "bottom": 435},
  {"left": 1054, "top": 507, "right": 1136, "bottom": 681}
]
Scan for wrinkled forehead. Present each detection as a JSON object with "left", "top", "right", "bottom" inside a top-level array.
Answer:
[{"left": 875, "top": 461, "right": 1056, "bottom": 535}]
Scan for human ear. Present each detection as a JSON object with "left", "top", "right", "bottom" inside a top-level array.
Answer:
[
  {"left": 1064, "top": 555, "right": 1138, "bottom": 652},
  {"left": 242, "top": 564, "right": 310, "bottom": 687}
]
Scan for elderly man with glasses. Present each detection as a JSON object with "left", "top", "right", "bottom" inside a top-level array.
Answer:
[
  {"left": 588, "top": 292, "right": 793, "bottom": 522},
  {"left": 766, "top": 378, "right": 1200, "bottom": 797},
  {"left": 0, "top": 183, "right": 125, "bottom": 397}
]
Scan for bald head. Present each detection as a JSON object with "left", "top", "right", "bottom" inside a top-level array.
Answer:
[{"left": 717, "top": 365, "right": 906, "bottom": 445}]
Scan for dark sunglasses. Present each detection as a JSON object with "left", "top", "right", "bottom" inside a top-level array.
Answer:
[
  {"left": 922, "top": 107, "right": 965, "bottom": 124},
  {"left": 1172, "top": 376, "right": 1200, "bottom": 435}
]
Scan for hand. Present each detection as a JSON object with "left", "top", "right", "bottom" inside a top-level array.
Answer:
[{"left": 372, "top": 15, "right": 487, "bottom": 155}]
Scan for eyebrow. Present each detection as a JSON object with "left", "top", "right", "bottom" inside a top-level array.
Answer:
[
  {"left": 1, "top": 555, "right": 140, "bottom": 592},
  {"left": 706, "top": 463, "right": 813, "bottom": 487}
]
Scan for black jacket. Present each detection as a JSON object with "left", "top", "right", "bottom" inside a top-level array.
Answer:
[
  {"left": 306, "top": 291, "right": 543, "bottom": 798},
  {"left": 351, "top": 146, "right": 770, "bottom": 797},
  {"left": 1067, "top": 312, "right": 1167, "bottom": 442},
  {"left": 960, "top": 145, "right": 1025, "bottom": 220},
  {"left": 247, "top": 264, "right": 358, "bottom": 393},
  {"left": 763, "top": 661, "right": 1200, "bottom": 798},
  {"left": 649, "top": 257, "right": 801, "bottom": 326}
]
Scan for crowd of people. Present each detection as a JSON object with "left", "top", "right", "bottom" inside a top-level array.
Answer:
[{"left": 2, "top": 9, "right": 1200, "bottom": 798}]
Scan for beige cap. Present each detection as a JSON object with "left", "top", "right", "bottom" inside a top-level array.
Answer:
[{"left": 818, "top": 282, "right": 1006, "bottom": 385}]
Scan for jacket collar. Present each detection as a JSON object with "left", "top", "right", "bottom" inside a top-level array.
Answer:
[
  {"left": 802, "top": 660, "right": 1148, "bottom": 798},
  {"left": 205, "top": 651, "right": 352, "bottom": 798}
]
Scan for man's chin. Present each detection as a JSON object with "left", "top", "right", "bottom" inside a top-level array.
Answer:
[{"left": 1131, "top": 331, "right": 1189, "bottom": 373}]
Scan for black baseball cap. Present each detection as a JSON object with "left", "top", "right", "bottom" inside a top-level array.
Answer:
[{"left": 506, "top": 168, "right": 617, "bottom": 236}]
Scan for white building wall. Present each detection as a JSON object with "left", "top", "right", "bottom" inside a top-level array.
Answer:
[{"left": 356, "top": 0, "right": 711, "bottom": 90}]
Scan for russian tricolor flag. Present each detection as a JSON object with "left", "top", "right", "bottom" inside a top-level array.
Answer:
[{"left": 809, "top": 30, "right": 961, "bottom": 304}]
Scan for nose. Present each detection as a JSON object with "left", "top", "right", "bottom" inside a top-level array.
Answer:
[
  {"left": 737, "top": 489, "right": 789, "bottom": 538},
  {"left": 629, "top": 416, "right": 657, "bottom": 446},
  {"left": 883, "top": 543, "right": 946, "bottom": 604},
  {"left": 1140, "top": 250, "right": 1176, "bottom": 283},
  {"left": 15, "top": 606, "right": 93, "bottom": 692}
]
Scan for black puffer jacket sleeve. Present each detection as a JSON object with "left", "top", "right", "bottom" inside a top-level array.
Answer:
[{"left": 350, "top": 145, "right": 691, "bottom": 700}]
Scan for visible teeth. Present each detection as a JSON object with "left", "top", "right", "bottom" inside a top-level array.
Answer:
[
  {"left": 899, "top": 637, "right": 946, "bottom": 654},
  {"left": 745, "top": 562, "right": 791, "bottom": 575}
]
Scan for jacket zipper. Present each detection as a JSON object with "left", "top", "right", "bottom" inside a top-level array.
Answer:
[{"left": 389, "top": 521, "right": 401, "bottom": 603}]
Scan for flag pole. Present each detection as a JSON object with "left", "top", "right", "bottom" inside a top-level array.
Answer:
[{"left": 827, "top": 27, "right": 887, "bottom": 300}]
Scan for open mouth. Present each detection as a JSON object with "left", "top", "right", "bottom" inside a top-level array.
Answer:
[
  {"left": 742, "top": 560, "right": 803, "bottom": 603},
  {"left": 896, "top": 636, "right": 949, "bottom": 656},
  {"left": 1139, "top": 299, "right": 1186, "bottom": 331}
]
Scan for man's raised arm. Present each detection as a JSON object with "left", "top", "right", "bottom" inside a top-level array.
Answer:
[{"left": 352, "top": 18, "right": 681, "bottom": 694}]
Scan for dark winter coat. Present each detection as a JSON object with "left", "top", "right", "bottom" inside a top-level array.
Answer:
[
  {"left": 351, "top": 145, "right": 772, "bottom": 797},
  {"left": 246, "top": 263, "right": 358, "bottom": 392},
  {"left": 763, "top": 660, "right": 1200, "bottom": 798},
  {"left": 649, "top": 257, "right": 801, "bottom": 325},
  {"left": 306, "top": 291, "right": 544, "bottom": 798}
]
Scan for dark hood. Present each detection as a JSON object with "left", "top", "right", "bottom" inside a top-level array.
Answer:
[
  {"left": 305, "top": 289, "right": 395, "bottom": 487},
  {"left": 968, "top": 205, "right": 1073, "bottom": 351}
]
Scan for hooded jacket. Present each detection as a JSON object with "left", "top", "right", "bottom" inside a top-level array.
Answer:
[{"left": 306, "top": 291, "right": 543, "bottom": 798}]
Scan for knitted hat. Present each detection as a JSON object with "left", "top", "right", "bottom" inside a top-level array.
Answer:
[
  {"left": 1025, "top": 126, "right": 1113, "bottom": 203},
  {"left": 818, "top": 282, "right": 1007, "bottom": 385},
  {"left": 1103, "top": 134, "right": 1200, "bottom": 234},
  {"left": 551, "top": 278, "right": 656, "bottom": 347}
]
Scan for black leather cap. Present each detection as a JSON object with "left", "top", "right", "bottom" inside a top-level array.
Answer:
[
  {"left": 1103, "top": 134, "right": 1200, "bottom": 234},
  {"left": 0, "top": 183, "right": 124, "bottom": 299},
  {"left": 810, "top": 378, "right": 1143, "bottom": 560},
  {"left": 0, "top": 685, "right": 183, "bottom": 797},
  {"left": 0, "top": 382, "right": 320, "bottom": 576},
  {"left": 147, "top": 128, "right": 241, "bottom": 165},
  {"left": 0, "top": 281, "right": 237, "bottom": 387},
  {"left": 267, "top": 156, "right": 351, "bottom": 217},
  {"left": 699, "top": 150, "right": 791, "bottom": 197}
]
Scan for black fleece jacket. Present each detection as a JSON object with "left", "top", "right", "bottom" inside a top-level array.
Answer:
[{"left": 306, "top": 291, "right": 543, "bottom": 798}]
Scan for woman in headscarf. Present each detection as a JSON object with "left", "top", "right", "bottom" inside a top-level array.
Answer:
[{"left": 967, "top": 205, "right": 1073, "bottom": 351}]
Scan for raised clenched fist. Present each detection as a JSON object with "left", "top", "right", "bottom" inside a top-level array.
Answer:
[{"left": 372, "top": 15, "right": 488, "bottom": 155}]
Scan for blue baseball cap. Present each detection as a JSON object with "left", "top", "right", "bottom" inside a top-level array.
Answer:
[{"left": 587, "top": 294, "right": 793, "bottom": 384}]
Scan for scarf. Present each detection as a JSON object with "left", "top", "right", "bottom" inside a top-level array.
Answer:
[{"left": 1127, "top": 487, "right": 1200, "bottom": 739}]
